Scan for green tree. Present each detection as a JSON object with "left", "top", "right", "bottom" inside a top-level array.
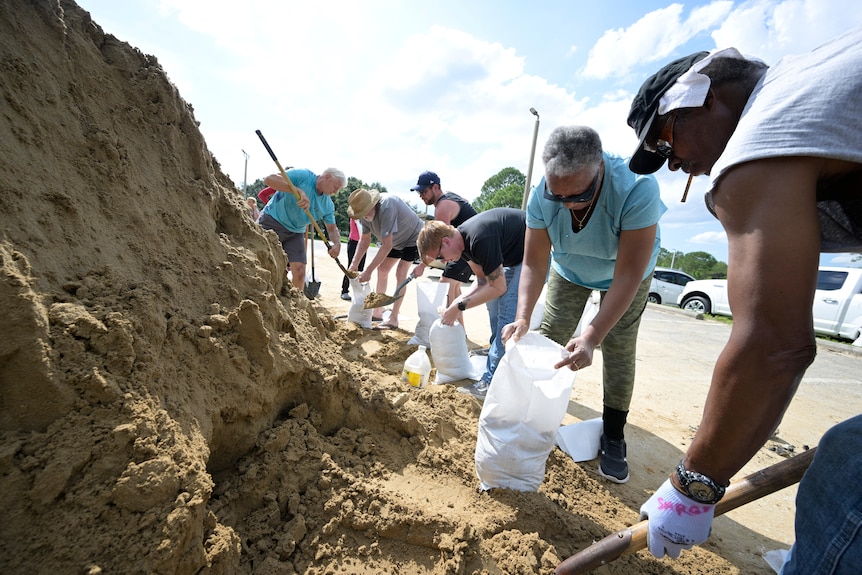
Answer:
[
  {"left": 473, "top": 167, "right": 526, "bottom": 212},
  {"left": 656, "top": 248, "right": 727, "bottom": 279}
]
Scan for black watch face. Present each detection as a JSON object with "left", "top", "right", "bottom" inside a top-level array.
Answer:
[{"left": 688, "top": 481, "right": 716, "bottom": 503}]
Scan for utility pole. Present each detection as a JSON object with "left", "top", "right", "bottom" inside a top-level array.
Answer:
[
  {"left": 241, "top": 149, "right": 249, "bottom": 193},
  {"left": 521, "top": 107, "right": 540, "bottom": 210}
]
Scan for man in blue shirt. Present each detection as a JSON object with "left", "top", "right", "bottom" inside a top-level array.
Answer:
[{"left": 260, "top": 167, "right": 346, "bottom": 291}]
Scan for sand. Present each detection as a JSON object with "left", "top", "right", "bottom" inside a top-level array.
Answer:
[{"left": 2, "top": 2, "right": 848, "bottom": 574}]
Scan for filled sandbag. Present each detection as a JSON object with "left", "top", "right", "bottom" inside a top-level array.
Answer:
[
  {"left": 429, "top": 319, "right": 479, "bottom": 384},
  {"left": 408, "top": 281, "right": 448, "bottom": 347}
]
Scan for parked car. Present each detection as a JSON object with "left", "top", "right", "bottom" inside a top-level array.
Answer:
[
  {"left": 648, "top": 267, "right": 694, "bottom": 305},
  {"left": 677, "top": 266, "right": 862, "bottom": 341}
]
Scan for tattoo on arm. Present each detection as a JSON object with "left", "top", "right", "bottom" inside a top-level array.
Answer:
[{"left": 486, "top": 267, "right": 502, "bottom": 282}]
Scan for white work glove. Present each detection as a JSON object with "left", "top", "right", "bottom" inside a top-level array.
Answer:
[{"left": 639, "top": 479, "right": 715, "bottom": 559}]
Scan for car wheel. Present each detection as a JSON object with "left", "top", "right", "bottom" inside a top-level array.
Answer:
[
  {"left": 682, "top": 295, "right": 711, "bottom": 314},
  {"left": 648, "top": 293, "right": 661, "bottom": 304}
]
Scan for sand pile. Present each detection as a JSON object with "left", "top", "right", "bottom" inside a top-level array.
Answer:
[{"left": 0, "top": 2, "right": 743, "bottom": 574}]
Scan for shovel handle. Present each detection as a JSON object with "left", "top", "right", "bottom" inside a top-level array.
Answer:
[
  {"left": 554, "top": 447, "right": 817, "bottom": 574},
  {"left": 255, "top": 130, "right": 356, "bottom": 278}
]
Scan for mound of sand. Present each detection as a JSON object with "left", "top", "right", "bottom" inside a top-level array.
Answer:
[{"left": 0, "top": 2, "right": 742, "bottom": 574}]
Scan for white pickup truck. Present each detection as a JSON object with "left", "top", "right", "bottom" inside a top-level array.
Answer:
[{"left": 677, "top": 266, "right": 862, "bottom": 342}]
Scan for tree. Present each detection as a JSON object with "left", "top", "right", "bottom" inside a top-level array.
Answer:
[
  {"left": 473, "top": 167, "right": 526, "bottom": 212},
  {"left": 656, "top": 247, "right": 727, "bottom": 279}
]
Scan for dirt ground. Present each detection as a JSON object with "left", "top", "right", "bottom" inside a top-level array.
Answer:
[{"left": 2, "top": 2, "right": 860, "bottom": 575}]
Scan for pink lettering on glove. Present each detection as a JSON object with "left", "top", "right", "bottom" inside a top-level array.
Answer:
[{"left": 657, "top": 497, "right": 714, "bottom": 516}]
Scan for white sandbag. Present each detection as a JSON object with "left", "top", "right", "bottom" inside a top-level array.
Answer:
[
  {"left": 429, "top": 319, "right": 479, "bottom": 384},
  {"left": 408, "top": 281, "right": 448, "bottom": 347},
  {"left": 529, "top": 283, "right": 548, "bottom": 330},
  {"left": 573, "top": 290, "right": 600, "bottom": 338},
  {"left": 556, "top": 417, "right": 603, "bottom": 462},
  {"left": 475, "top": 332, "right": 576, "bottom": 491},
  {"left": 346, "top": 278, "right": 373, "bottom": 328}
]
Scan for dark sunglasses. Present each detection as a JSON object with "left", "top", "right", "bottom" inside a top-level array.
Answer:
[
  {"left": 644, "top": 110, "right": 678, "bottom": 159},
  {"left": 543, "top": 169, "right": 600, "bottom": 204}
]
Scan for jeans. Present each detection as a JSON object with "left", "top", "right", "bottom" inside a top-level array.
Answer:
[
  {"left": 483, "top": 264, "right": 522, "bottom": 384},
  {"left": 779, "top": 414, "right": 862, "bottom": 575}
]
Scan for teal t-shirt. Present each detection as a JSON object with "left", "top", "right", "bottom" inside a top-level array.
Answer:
[
  {"left": 260, "top": 168, "right": 336, "bottom": 233},
  {"left": 526, "top": 152, "right": 666, "bottom": 290}
]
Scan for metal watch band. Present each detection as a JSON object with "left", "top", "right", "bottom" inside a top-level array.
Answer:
[{"left": 675, "top": 460, "right": 727, "bottom": 504}]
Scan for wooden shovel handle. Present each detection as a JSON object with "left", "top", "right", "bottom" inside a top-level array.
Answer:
[{"left": 554, "top": 447, "right": 816, "bottom": 574}]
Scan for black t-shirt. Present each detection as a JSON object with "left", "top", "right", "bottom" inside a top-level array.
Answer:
[
  {"left": 457, "top": 208, "right": 525, "bottom": 276},
  {"left": 437, "top": 192, "right": 478, "bottom": 228}
]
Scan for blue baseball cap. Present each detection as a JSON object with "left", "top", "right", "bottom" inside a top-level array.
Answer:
[{"left": 410, "top": 171, "right": 440, "bottom": 191}]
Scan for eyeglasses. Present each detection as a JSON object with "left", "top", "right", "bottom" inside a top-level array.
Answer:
[
  {"left": 543, "top": 168, "right": 600, "bottom": 204},
  {"left": 416, "top": 186, "right": 432, "bottom": 196},
  {"left": 644, "top": 110, "right": 679, "bottom": 159}
]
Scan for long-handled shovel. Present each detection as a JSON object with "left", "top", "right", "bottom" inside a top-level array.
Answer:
[
  {"left": 554, "top": 446, "right": 816, "bottom": 574},
  {"left": 363, "top": 273, "right": 416, "bottom": 309},
  {"left": 255, "top": 130, "right": 358, "bottom": 279},
  {"left": 303, "top": 225, "right": 321, "bottom": 299}
]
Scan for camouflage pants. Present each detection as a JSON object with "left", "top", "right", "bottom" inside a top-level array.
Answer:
[{"left": 540, "top": 268, "right": 651, "bottom": 412}]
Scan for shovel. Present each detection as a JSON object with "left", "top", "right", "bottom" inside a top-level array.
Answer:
[
  {"left": 553, "top": 446, "right": 816, "bottom": 574},
  {"left": 364, "top": 273, "right": 416, "bottom": 309},
  {"left": 303, "top": 225, "right": 321, "bottom": 299},
  {"left": 255, "top": 130, "right": 358, "bottom": 279}
]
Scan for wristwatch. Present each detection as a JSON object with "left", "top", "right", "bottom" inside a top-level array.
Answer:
[
  {"left": 672, "top": 460, "right": 728, "bottom": 504},
  {"left": 457, "top": 300, "right": 468, "bottom": 311}
]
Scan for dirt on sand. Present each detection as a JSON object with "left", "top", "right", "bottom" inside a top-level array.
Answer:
[{"left": 0, "top": 2, "right": 789, "bottom": 574}]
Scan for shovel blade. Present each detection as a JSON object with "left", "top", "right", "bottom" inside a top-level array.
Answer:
[
  {"left": 363, "top": 292, "right": 402, "bottom": 309},
  {"left": 303, "top": 281, "right": 321, "bottom": 300}
]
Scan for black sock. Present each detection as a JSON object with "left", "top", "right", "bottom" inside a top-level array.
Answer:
[{"left": 602, "top": 406, "right": 628, "bottom": 440}]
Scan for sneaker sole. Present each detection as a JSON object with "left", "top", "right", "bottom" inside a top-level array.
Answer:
[{"left": 597, "top": 465, "right": 630, "bottom": 484}]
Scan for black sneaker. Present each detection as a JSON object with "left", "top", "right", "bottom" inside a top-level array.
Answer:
[{"left": 598, "top": 434, "right": 630, "bottom": 484}]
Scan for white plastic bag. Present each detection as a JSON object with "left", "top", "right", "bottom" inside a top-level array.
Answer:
[
  {"left": 408, "top": 281, "right": 448, "bottom": 347},
  {"left": 529, "top": 283, "right": 549, "bottom": 330},
  {"left": 429, "top": 319, "right": 479, "bottom": 384},
  {"left": 475, "top": 332, "right": 576, "bottom": 491},
  {"left": 573, "top": 290, "right": 600, "bottom": 338},
  {"left": 346, "top": 278, "right": 373, "bottom": 328},
  {"left": 555, "top": 418, "right": 603, "bottom": 462}
]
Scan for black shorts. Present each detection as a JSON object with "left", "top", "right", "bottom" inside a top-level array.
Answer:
[
  {"left": 442, "top": 258, "right": 473, "bottom": 283},
  {"left": 386, "top": 244, "right": 420, "bottom": 262},
  {"left": 259, "top": 213, "right": 307, "bottom": 264}
]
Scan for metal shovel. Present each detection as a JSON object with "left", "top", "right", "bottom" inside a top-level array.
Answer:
[
  {"left": 303, "top": 225, "right": 321, "bottom": 299},
  {"left": 363, "top": 273, "right": 415, "bottom": 309}
]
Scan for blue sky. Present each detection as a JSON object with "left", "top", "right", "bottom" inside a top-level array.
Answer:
[{"left": 77, "top": 0, "right": 862, "bottom": 266}]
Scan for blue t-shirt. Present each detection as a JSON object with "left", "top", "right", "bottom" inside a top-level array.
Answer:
[
  {"left": 527, "top": 152, "right": 666, "bottom": 290},
  {"left": 260, "top": 168, "right": 336, "bottom": 233}
]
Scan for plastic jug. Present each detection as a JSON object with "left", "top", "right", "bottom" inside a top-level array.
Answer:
[{"left": 402, "top": 345, "right": 432, "bottom": 388}]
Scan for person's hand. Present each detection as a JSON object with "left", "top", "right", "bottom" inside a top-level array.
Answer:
[
  {"left": 440, "top": 303, "right": 460, "bottom": 326},
  {"left": 412, "top": 262, "right": 426, "bottom": 278},
  {"left": 501, "top": 319, "right": 530, "bottom": 344},
  {"left": 328, "top": 242, "right": 341, "bottom": 259},
  {"left": 296, "top": 191, "right": 310, "bottom": 210},
  {"left": 358, "top": 269, "right": 372, "bottom": 284},
  {"left": 639, "top": 479, "right": 715, "bottom": 559},
  {"left": 554, "top": 336, "right": 594, "bottom": 370}
]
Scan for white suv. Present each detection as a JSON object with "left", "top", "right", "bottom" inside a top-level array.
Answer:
[{"left": 649, "top": 267, "right": 694, "bottom": 305}]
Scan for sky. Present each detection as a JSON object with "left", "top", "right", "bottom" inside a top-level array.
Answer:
[{"left": 76, "top": 0, "right": 862, "bottom": 266}]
